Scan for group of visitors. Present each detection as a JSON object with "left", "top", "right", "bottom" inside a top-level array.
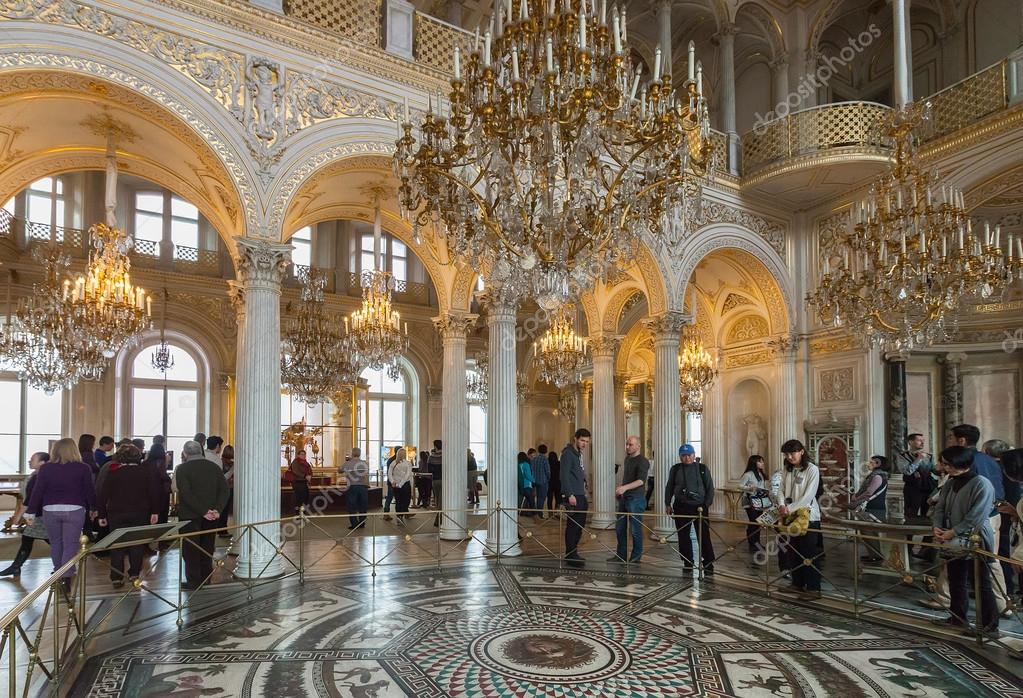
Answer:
[{"left": 1, "top": 433, "right": 234, "bottom": 592}]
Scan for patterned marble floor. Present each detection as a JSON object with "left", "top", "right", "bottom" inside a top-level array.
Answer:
[{"left": 69, "top": 562, "right": 1023, "bottom": 698}]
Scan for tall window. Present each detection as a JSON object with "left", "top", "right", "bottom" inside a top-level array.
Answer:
[
  {"left": 129, "top": 342, "right": 201, "bottom": 459},
  {"left": 290, "top": 226, "right": 312, "bottom": 274},
  {"left": 131, "top": 192, "right": 202, "bottom": 258},
  {"left": 361, "top": 366, "right": 409, "bottom": 472},
  {"left": 467, "top": 363, "right": 487, "bottom": 471},
  {"left": 359, "top": 233, "right": 407, "bottom": 282},
  {"left": 2, "top": 197, "right": 14, "bottom": 216},
  {"left": 685, "top": 412, "right": 702, "bottom": 460},
  {"left": 0, "top": 360, "right": 64, "bottom": 474}
]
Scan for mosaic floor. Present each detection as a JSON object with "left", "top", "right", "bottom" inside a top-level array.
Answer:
[{"left": 69, "top": 562, "right": 1023, "bottom": 697}]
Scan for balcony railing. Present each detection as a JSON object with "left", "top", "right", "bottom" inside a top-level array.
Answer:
[
  {"left": 925, "top": 60, "right": 1009, "bottom": 142},
  {"left": 0, "top": 208, "right": 14, "bottom": 239},
  {"left": 285, "top": 0, "right": 381, "bottom": 47},
  {"left": 741, "top": 101, "right": 892, "bottom": 174},
  {"left": 415, "top": 13, "right": 472, "bottom": 73}
]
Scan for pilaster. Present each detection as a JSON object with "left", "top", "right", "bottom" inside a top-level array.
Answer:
[
  {"left": 939, "top": 352, "right": 967, "bottom": 437},
  {"left": 884, "top": 352, "right": 908, "bottom": 524}
]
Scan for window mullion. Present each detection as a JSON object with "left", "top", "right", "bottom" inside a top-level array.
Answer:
[{"left": 18, "top": 379, "right": 28, "bottom": 475}]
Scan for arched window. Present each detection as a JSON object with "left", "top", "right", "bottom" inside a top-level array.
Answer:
[
  {"left": 128, "top": 341, "right": 203, "bottom": 458},
  {"left": 0, "top": 355, "right": 65, "bottom": 474},
  {"left": 360, "top": 364, "right": 413, "bottom": 471},
  {"left": 289, "top": 226, "right": 312, "bottom": 274}
]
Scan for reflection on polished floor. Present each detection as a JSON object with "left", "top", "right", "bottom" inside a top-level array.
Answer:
[{"left": 66, "top": 558, "right": 1023, "bottom": 697}]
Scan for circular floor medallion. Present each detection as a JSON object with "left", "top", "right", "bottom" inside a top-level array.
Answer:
[{"left": 469, "top": 626, "right": 630, "bottom": 683}]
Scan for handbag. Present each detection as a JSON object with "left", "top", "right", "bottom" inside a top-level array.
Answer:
[
  {"left": 748, "top": 489, "right": 772, "bottom": 511},
  {"left": 283, "top": 468, "right": 295, "bottom": 483}
]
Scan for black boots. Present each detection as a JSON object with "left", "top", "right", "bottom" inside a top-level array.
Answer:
[{"left": 0, "top": 543, "right": 32, "bottom": 577}]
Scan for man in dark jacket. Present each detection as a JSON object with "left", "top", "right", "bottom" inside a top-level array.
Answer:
[
  {"left": 666, "top": 444, "right": 716, "bottom": 574},
  {"left": 531, "top": 445, "right": 551, "bottom": 519},
  {"left": 175, "top": 440, "right": 228, "bottom": 590},
  {"left": 560, "top": 429, "right": 591, "bottom": 563}
]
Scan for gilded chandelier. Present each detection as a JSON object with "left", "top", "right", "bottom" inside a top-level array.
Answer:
[
  {"left": 394, "top": 0, "right": 712, "bottom": 308},
  {"left": 65, "top": 222, "right": 151, "bottom": 358},
  {"left": 808, "top": 102, "right": 1021, "bottom": 351},
  {"left": 678, "top": 326, "right": 715, "bottom": 413},
  {"left": 1, "top": 249, "right": 105, "bottom": 394},
  {"left": 533, "top": 305, "right": 588, "bottom": 388},
  {"left": 555, "top": 390, "right": 576, "bottom": 421},
  {"left": 282, "top": 269, "right": 362, "bottom": 403}
]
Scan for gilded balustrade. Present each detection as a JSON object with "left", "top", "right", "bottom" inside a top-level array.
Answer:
[
  {"left": 284, "top": 0, "right": 381, "bottom": 47},
  {"left": 414, "top": 13, "right": 472, "bottom": 73},
  {"left": 925, "top": 60, "right": 1008, "bottom": 141},
  {"left": 741, "top": 101, "right": 892, "bottom": 174}
]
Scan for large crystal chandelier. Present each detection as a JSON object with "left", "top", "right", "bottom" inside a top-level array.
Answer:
[
  {"left": 467, "top": 351, "right": 489, "bottom": 404},
  {"left": 347, "top": 193, "right": 409, "bottom": 381},
  {"left": 808, "top": 102, "right": 1021, "bottom": 351},
  {"left": 282, "top": 269, "right": 362, "bottom": 403},
  {"left": 1, "top": 249, "right": 104, "bottom": 393},
  {"left": 533, "top": 305, "right": 588, "bottom": 387},
  {"left": 554, "top": 390, "right": 576, "bottom": 422},
  {"left": 66, "top": 145, "right": 151, "bottom": 359},
  {"left": 678, "top": 326, "right": 716, "bottom": 413},
  {"left": 395, "top": 1, "right": 713, "bottom": 309}
]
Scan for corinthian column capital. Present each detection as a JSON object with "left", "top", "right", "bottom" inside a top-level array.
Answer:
[
  {"left": 644, "top": 312, "right": 690, "bottom": 341},
  {"left": 234, "top": 238, "right": 291, "bottom": 289},
  {"left": 590, "top": 335, "right": 622, "bottom": 358},
  {"left": 433, "top": 312, "right": 477, "bottom": 340}
]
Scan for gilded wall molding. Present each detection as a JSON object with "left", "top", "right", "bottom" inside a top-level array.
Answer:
[{"left": 692, "top": 199, "right": 786, "bottom": 257}]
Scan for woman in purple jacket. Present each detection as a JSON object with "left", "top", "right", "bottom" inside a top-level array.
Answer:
[{"left": 25, "top": 438, "right": 96, "bottom": 581}]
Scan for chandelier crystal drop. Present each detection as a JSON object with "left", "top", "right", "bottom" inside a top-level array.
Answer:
[
  {"left": 807, "top": 102, "right": 1022, "bottom": 352},
  {"left": 395, "top": 0, "right": 713, "bottom": 308},
  {"left": 555, "top": 390, "right": 577, "bottom": 422},
  {"left": 533, "top": 305, "right": 588, "bottom": 388},
  {"left": 678, "top": 326, "right": 716, "bottom": 413},
  {"left": 466, "top": 351, "right": 489, "bottom": 405},
  {"left": 282, "top": 269, "right": 363, "bottom": 403}
]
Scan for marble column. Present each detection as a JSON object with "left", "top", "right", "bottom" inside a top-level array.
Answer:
[
  {"left": 719, "top": 23, "right": 739, "bottom": 173},
  {"left": 613, "top": 375, "right": 629, "bottom": 472},
  {"left": 940, "top": 352, "right": 967, "bottom": 438},
  {"left": 577, "top": 380, "right": 592, "bottom": 432},
  {"left": 481, "top": 289, "right": 521, "bottom": 556},
  {"left": 433, "top": 312, "right": 476, "bottom": 540},
  {"left": 233, "top": 238, "right": 290, "bottom": 579},
  {"left": 590, "top": 337, "right": 620, "bottom": 529},
  {"left": 645, "top": 313, "right": 687, "bottom": 537},
  {"left": 703, "top": 370, "right": 725, "bottom": 511},
  {"left": 885, "top": 352, "right": 908, "bottom": 524},
  {"left": 892, "top": 0, "right": 912, "bottom": 107}
]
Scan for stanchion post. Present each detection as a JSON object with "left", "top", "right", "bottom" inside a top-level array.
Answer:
[
  {"left": 298, "top": 505, "right": 305, "bottom": 585},
  {"left": 972, "top": 537, "right": 983, "bottom": 644},
  {"left": 77, "top": 534, "right": 88, "bottom": 654},
  {"left": 852, "top": 530, "right": 860, "bottom": 618}
]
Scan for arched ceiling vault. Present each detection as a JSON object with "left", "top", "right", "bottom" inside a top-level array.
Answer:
[{"left": 0, "top": 71, "right": 244, "bottom": 253}]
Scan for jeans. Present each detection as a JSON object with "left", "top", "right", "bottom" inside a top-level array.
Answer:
[
  {"left": 383, "top": 483, "right": 394, "bottom": 513},
  {"left": 615, "top": 496, "right": 645, "bottom": 561},
  {"left": 520, "top": 486, "right": 536, "bottom": 515},
  {"left": 789, "top": 522, "right": 822, "bottom": 592},
  {"left": 672, "top": 504, "right": 715, "bottom": 569},
  {"left": 42, "top": 507, "right": 86, "bottom": 578},
  {"left": 346, "top": 484, "right": 368, "bottom": 528},
  {"left": 181, "top": 518, "right": 217, "bottom": 587},
  {"left": 533, "top": 483, "right": 548, "bottom": 514},
  {"left": 564, "top": 494, "right": 588, "bottom": 558}
]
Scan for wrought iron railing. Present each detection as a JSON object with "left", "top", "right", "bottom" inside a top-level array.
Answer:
[
  {"left": 741, "top": 101, "right": 892, "bottom": 174},
  {"left": 0, "top": 208, "right": 14, "bottom": 239},
  {"left": 347, "top": 270, "right": 432, "bottom": 305},
  {"left": 3, "top": 504, "right": 1019, "bottom": 694}
]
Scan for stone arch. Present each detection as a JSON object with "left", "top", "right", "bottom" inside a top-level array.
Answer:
[
  {"left": 0, "top": 28, "right": 259, "bottom": 241},
  {"left": 735, "top": 0, "right": 787, "bottom": 60},
  {"left": 673, "top": 224, "right": 793, "bottom": 333},
  {"left": 601, "top": 284, "right": 646, "bottom": 335}
]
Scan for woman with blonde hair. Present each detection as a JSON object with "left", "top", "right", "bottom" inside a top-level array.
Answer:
[
  {"left": 389, "top": 447, "right": 414, "bottom": 524},
  {"left": 25, "top": 437, "right": 96, "bottom": 585}
]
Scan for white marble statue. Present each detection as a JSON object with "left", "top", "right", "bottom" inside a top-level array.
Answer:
[{"left": 743, "top": 414, "right": 766, "bottom": 459}]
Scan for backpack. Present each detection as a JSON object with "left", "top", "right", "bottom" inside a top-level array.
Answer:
[{"left": 671, "top": 462, "right": 709, "bottom": 506}]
